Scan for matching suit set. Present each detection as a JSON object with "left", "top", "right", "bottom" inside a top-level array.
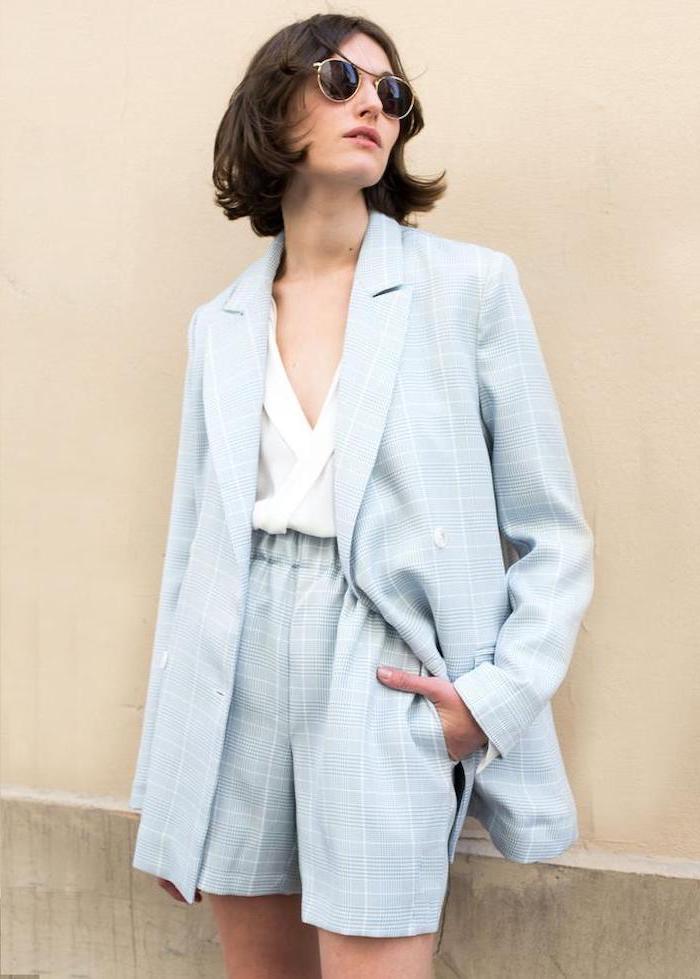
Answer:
[{"left": 128, "top": 208, "right": 595, "bottom": 937}]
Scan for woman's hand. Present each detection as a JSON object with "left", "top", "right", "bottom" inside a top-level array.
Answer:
[
  {"left": 376, "top": 665, "right": 488, "bottom": 762},
  {"left": 157, "top": 877, "right": 202, "bottom": 903}
]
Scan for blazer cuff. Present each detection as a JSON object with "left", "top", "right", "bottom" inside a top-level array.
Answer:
[
  {"left": 452, "top": 662, "right": 544, "bottom": 760},
  {"left": 476, "top": 737, "right": 501, "bottom": 774}
]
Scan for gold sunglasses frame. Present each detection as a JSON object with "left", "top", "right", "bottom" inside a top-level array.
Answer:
[{"left": 311, "top": 57, "right": 415, "bottom": 121}]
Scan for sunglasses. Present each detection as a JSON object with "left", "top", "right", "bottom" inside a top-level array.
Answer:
[{"left": 311, "top": 57, "right": 415, "bottom": 121}]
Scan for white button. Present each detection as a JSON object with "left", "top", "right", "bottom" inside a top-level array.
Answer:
[
  {"left": 159, "top": 650, "right": 169, "bottom": 668},
  {"left": 433, "top": 526, "right": 447, "bottom": 547}
]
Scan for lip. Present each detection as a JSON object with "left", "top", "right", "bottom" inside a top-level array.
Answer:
[{"left": 343, "top": 126, "right": 382, "bottom": 147}]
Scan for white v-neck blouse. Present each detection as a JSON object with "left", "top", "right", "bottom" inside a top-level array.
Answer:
[
  {"left": 252, "top": 296, "right": 341, "bottom": 536},
  {"left": 252, "top": 295, "right": 499, "bottom": 774}
]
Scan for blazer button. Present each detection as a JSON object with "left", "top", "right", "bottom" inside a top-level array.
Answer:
[{"left": 433, "top": 526, "right": 448, "bottom": 548}]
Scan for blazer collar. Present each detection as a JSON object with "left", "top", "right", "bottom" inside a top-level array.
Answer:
[{"left": 202, "top": 207, "right": 414, "bottom": 597}]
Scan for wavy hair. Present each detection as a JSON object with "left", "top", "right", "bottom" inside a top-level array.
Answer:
[{"left": 212, "top": 12, "right": 446, "bottom": 236}]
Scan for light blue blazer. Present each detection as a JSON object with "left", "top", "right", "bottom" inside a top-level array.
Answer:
[{"left": 129, "top": 207, "right": 595, "bottom": 903}]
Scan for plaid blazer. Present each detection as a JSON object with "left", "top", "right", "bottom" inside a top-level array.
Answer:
[{"left": 129, "top": 207, "right": 595, "bottom": 903}]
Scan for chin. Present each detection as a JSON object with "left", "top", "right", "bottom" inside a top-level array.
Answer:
[{"left": 335, "top": 164, "right": 385, "bottom": 183}]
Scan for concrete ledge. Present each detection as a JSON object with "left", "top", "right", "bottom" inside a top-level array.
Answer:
[
  {"left": 2, "top": 788, "right": 699, "bottom": 978},
  {"left": 436, "top": 853, "right": 700, "bottom": 978}
]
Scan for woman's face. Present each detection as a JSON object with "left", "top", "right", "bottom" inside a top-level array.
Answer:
[{"left": 286, "top": 32, "right": 402, "bottom": 193}]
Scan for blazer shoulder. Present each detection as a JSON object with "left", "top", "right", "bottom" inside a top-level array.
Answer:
[{"left": 402, "top": 222, "right": 510, "bottom": 286}]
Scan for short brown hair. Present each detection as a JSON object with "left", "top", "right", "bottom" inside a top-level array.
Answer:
[{"left": 212, "top": 13, "right": 446, "bottom": 236}]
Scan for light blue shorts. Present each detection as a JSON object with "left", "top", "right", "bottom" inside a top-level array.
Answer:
[{"left": 196, "top": 526, "right": 466, "bottom": 937}]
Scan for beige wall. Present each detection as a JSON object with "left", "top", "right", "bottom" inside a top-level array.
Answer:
[{"left": 2, "top": 0, "right": 699, "bottom": 870}]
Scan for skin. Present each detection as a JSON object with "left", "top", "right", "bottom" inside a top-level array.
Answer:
[{"left": 158, "top": 29, "right": 488, "bottom": 978}]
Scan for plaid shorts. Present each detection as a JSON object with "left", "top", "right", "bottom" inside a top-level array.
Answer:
[{"left": 196, "top": 525, "right": 467, "bottom": 937}]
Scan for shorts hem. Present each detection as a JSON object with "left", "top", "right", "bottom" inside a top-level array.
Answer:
[
  {"left": 300, "top": 902, "right": 443, "bottom": 938},
  {"left": 199, "top": 885, "right": 303, "bottom": 897},
  {"left": 197, "top": 876, "right": 303, "bottom": 897}
]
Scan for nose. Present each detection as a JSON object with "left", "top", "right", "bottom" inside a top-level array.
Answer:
[{"left": 353, "top": 72, "right": 383, "bottom": 118}]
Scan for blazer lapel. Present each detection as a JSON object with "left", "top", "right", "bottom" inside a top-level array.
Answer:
[
  {"left": 333, "top": 212, "right": 413, "bottom": 592},
  {"left": 202, "top": 208, "right": 413, "bottom": 591}
]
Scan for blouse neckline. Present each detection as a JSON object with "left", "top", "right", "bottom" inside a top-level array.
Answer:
[{"left": 268, "top": 296, "right": 341, "bottom": 438}]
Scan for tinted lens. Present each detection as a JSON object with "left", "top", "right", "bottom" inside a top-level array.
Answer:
[
  {"left": 318, "top": 59, "right": 359, "bottom": 100},
  {"left": 377, "top": 76, "right": 413, "bottom": 119}
]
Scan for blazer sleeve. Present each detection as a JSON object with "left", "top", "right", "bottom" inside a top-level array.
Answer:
[
  {"left": 129, "top": 307, "right": 206, "bottom": 810},
  {"left": 453, "top": 251, "right": 595, "bottom": 761}
]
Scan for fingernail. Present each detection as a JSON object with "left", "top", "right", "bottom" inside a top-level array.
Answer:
[{"left": 377, "top": 667, "right": 392, "bottom": 679}]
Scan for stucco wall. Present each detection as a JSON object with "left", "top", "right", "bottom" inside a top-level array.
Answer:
[{"left": 2, "top": 0, "right": 698, "bottom": 879}]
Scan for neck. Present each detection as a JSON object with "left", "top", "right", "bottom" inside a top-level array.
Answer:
[{"left": 275, "top": 194, "right": 370, "bottom": 284}]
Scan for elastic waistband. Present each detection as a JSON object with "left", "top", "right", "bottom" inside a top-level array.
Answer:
[{"left": 251, "top": 526, "right": 341, "bottom": 571}]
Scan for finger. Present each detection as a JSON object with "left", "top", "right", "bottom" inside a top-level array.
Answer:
[
  {"left": 376, "top": 666, "right": 443, "bottom": 700},
  {"left": 157, "top": 878, "right": 186, "bottom": 902}
]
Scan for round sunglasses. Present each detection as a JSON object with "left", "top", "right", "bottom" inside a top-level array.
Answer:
[{"left": 312, "top": 57, "right": 415, "bottom": 121}]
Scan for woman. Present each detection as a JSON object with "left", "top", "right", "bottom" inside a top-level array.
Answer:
[{"left": 129, "top": 12, "right": 594, "bottom": 978}]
